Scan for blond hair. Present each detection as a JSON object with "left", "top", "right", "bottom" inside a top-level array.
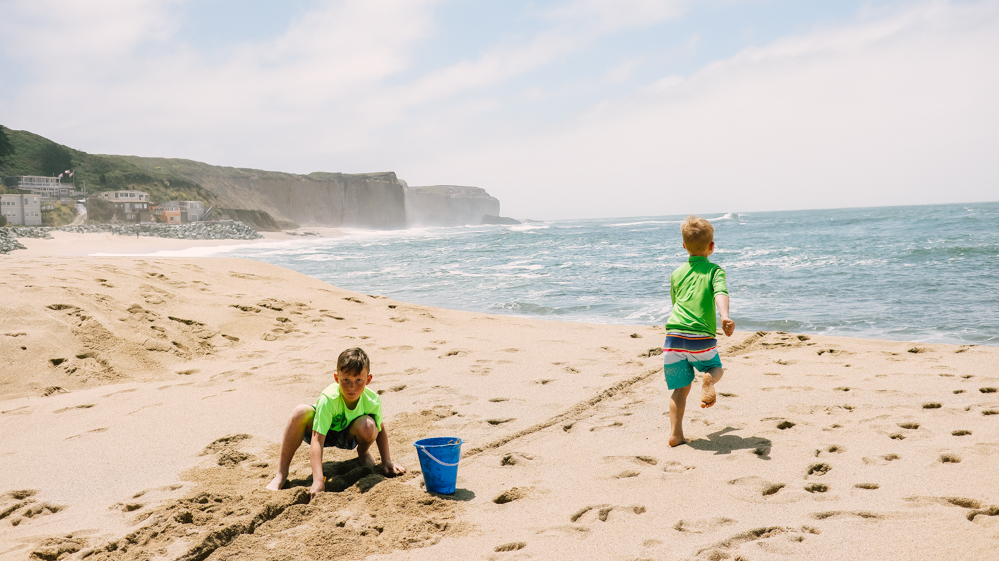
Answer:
[{"left": 681, "top": 216, "right": 714, "bottom": 253}]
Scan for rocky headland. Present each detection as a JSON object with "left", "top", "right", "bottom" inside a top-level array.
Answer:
[{"left": 120, "top": 157, "right": 500, "bottom": 230}]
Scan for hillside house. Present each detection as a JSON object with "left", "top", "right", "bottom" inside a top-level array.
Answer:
[
  {"left": 152, "top": 201, "right": 205, "bottom": 223},
  {"left": 1, "top": 194, "right": 42, "bottom": 226},
  {"left": 97, "top": 190, "right": 151, "bottom": 222},
  {"left": 4, "top": 176, "right": 81, "bottom": 200}
]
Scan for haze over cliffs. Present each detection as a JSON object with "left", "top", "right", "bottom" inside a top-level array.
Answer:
[
  {"left": 0, "top": 128, "right": 501, "bottom": 231},
  {"left": 121, "top": 156, "right": 500, "bottom": 230}
]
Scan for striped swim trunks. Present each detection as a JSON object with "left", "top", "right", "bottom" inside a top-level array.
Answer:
[{"left": 662, "top": 332, "right": 723, "bottom": 389}]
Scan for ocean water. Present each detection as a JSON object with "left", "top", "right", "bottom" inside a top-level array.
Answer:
[{"left": 187, "top": 202, "right": 998, "bottom": 346}]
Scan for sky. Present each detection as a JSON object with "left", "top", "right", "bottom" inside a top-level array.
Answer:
[{"left": 1, "top": 0, "right": 997, "bottom": 219}]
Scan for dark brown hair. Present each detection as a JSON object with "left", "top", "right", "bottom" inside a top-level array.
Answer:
[{"left": 337, "top": 347, "right": 370, "bottom": 376}]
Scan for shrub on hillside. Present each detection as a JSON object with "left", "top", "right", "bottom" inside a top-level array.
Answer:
[{"left": 86, "top": 196, "right": 115, "bottom": 223}]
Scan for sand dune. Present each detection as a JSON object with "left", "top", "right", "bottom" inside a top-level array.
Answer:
[{"left": 1, "top": 249, "right": 997, "bottom": 560}]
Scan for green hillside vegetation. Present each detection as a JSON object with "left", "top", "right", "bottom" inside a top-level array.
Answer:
[
  {"left": 0, "top": 128, "right": 217, "bottom": 205},
  {"left": 43, "top": 201, "right": 78, "bottom": 227}
]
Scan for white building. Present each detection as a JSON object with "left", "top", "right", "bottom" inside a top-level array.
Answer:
[
  {"left": 97, "top": 190, "right": 150, "bottom": 203},
  {"left": 1, "top": 194, "right": 43, "bottom": 226},
  {"left": 5, "top": 176, "right": 79, "bottom": 199}
]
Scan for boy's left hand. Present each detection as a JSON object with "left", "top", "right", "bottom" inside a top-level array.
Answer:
[
  {"left": 382, "top": 461, "right": 406, "bottom": 476},
  {"left": 721, "top": 318, "right": 735, "bottom": 337}
]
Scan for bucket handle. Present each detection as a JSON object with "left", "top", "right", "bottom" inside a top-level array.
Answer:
[{"left": 417, "top": 445, "right": 460, "bottom": 467}]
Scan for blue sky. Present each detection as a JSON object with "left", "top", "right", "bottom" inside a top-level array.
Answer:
[{"left": 1, "top": 0, "right": 997, "bottom": 219}]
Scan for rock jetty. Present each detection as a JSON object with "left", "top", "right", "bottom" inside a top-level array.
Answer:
[
  {"left": 0, "top": 229, "right": 27, "bottom": 253},
  {"left": 0, "top": 221, "right": 261, "bottom": 253}
]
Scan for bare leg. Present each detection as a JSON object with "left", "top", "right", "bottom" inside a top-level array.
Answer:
[
  {"left": 349, "top": 416, "right": 379, "bottom": 468},
  {"left": 266, "top": 404, "right": 314, "bottom": 491},
  {"left": 669, "top": 384, "right": 692, "bottom": 447},
  {"left": 701, "top": 367, "right": 724, "bottom": 408}
]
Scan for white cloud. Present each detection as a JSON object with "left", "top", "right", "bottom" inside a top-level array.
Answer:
[
  {"left": 0, "top": 0, "right": 183, "bottom": 73},
  {"left": 1, "top": 0, "right": 996, "bottom": 220},
  {"left": 542, "top": 0, "right": 688, "bottom": 32},
  {"left": 399, "top": 1, "right": 999, "bottom": 218},
  {"left": 1, "top": 0, "right": 438, "bottom": 163}
]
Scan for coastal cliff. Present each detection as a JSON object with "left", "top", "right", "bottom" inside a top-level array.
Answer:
[
  {"left": 404, "top": 185, "right": 500, "bottom": 227},
  {"left": 120, "top": 157, "right": 498, "bottom": 230},
  {"left": 1, "top": 128, "right": 501, "bottom": 231}
]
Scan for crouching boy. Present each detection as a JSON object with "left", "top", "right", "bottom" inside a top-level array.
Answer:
[{"left": 266, "top": 347, "right": 406, "bottom": 498}]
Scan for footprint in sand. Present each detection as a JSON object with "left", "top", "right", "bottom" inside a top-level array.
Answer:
[
  {"left": 815, "top": 445, "right": 845, "bottom": 457},
  {"left": 673, "top": 517, "right": 737, "bottom": 534},
  {"left": 494, "top": 542, "right": 527, "bottom": 552},
  {"left": 570, "top": 504, "right": 646, "bottom": 523},
  {"left": 2, "top": 405, "right": 33, "bottom": 415},
  {"left": 1, "top": 490, "right": 65, "bottom": 528},
  {"left": 493, "top": 487, "right": 529, "bottom": 504},
  {"left": 811, "top": 511, "right": 881, "bottom": 521},
  {"left": 612, "top": 470, "right": 640, "bottom": 479},
  {"left": 662, "top": 460, "right": 696, "bottom": 474},
  {"left": 807, "top": 463, "right": 832, "bottom": 476},
  {"left": 500, "top": 452, "right": 534, "bottom": 466},
  {"left": 862, "top": 454, "right": 901, "bottom": 466},
  {"left": 696, "top": 525, "right": 819, "bottom": 560},
  {"left": 64, "top": 427, "right": 109, "bottom": 441},
  {"left": 469, "top": 365, "right": 492, "bottom": 376},
  {"left": 727, "top": 476, "right": 799, "bottom": 503},
  {"left": 53, "top": 404, "right": 96, "bottom": 414},
  {"left": 376, "top": 385, "right": 407, "bottom": 396}
]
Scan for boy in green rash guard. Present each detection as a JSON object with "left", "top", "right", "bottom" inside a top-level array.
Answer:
[
  {"left": 266, "top": 348, "right": 405, "bottom": 498},
  {"left": 663, "top": 216, "right": 736, "bottom": 447}
]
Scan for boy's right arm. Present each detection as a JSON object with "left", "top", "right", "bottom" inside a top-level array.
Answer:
[{"left": 309, "top": 431, "right": 326, "bottom": 499}]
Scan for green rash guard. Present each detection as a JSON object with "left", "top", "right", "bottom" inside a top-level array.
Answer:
[
  {"left": 312, "top": 384, "right": 383, "bottom": 436},
  {"left": 665, "top": 256, "right": 728, "bottom": 336}
]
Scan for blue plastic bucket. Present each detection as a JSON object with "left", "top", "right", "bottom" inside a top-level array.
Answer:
[{"left": 414, "top": 437, "right": 463, "bottom": 494}]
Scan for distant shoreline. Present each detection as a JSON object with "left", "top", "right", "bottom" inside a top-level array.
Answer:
[{"left": 3, "top": 227, "right": 343, "bottom": 258}]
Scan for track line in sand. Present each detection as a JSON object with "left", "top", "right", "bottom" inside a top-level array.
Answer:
[{"left": 463, "top": 366, "right": 661, "bottom": 458}]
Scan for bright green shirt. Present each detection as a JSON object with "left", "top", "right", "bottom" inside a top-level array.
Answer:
[
  {"left": 312, "top": 384, "right": 383, "bottom": 435},
  {"left": 665, "top": 256, "right": 728, "bottom": 336}
]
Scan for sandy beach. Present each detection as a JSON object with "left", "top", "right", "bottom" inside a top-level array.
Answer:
[{"left": 1, "top": 235, "right": 998, "bottom": 561}]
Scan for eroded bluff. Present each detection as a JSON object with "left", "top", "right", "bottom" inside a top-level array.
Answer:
[{"left": 121, "top": 156, "right": 500, "bottom": 230}]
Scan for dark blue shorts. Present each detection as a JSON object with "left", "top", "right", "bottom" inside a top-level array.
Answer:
[{"left": 302, "top": 410, "right": 376, "bottom": 450}]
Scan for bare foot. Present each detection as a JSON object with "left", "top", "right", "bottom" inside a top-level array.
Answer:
[
  {"left": 669, "top": 435, "right": 688, "bottom": 447},
  {"left": 359, "top": 451, "right": 377, "bottom": 469},
  {"left": 701, "top": 378, "right": 717, "bottom": 408},
  {"left": 265, "top": 474, "right": 287, "bottom": 491}
]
